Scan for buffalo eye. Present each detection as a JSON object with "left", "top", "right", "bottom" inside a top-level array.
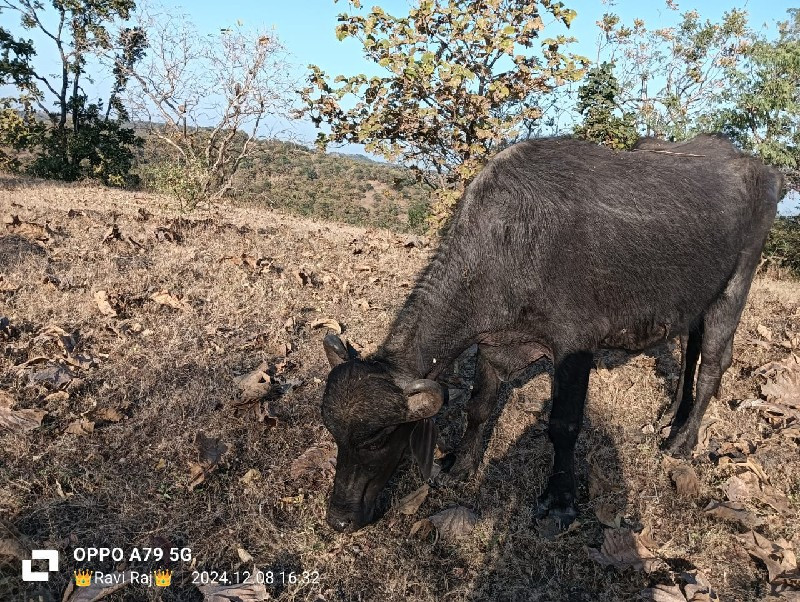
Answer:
[{"left": 360, "top": 426, "right": 397, "bottom": 451}]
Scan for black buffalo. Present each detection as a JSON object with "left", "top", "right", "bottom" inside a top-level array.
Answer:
[{"left": 320, "top": 135, "right": 784, "bottom": 532}]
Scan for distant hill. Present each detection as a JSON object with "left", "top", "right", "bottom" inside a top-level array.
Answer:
[
  {"left": 135, "top": 134, "right": 431, "bottom": 233},
  {"left": 329, "top": 151, "right": 381, "bottom": 164}
]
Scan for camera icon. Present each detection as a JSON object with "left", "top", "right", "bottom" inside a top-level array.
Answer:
[{"left": 22, "top": 550, "right": 59, "bottom": 582}]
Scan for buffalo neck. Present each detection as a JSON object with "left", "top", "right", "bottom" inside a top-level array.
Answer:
[{"left": 373, "top": 240, "right": 478, "bottom": 383}]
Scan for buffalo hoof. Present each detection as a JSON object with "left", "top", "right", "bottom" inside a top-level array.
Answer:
[
  {"left": 432, "top": 450, "right": 478, "bottom": 487},
  {"left": 662, "top": 429, "right": 697, "bottom": 459},
  {"left": 535, "top": 488, "right": 577, "bottom": 528}
]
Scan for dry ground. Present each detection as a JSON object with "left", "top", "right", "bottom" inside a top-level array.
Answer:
[{"left": 0, "top": 175, "right": 798, "bottom": 602}]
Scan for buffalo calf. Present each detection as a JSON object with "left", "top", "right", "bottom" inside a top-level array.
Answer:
[{"left": 320, "top": 135, "right": 783, "bottom": 532}]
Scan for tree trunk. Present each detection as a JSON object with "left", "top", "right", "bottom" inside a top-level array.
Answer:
[{"left": 71, "top": 67, "right": 80, "bottom": 133}]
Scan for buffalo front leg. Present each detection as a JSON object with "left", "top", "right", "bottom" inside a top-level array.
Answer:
[
  {"left": 440, "top": 350, "right": 501, "bottom": 481},
  {"left": 536, "top": 350, "right": 593, "bottom": 527}
]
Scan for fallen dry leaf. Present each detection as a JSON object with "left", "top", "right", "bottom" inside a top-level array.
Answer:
[
  {"left": 640, "top": 584, "right": 686, "bottom": 602},
  {"left": 410, "top": 517, "right": 436, "bottom": 540},
  {"left": 4, "top": 214, "right": 50, "bottom": 241},
  {"left": 30, "top": 362, "right": 74, "bottom": 389},
  {"left": 696, "top": 416, "right": 719, "bottom": 450},
  {"left": 102, "top": 224, "right": 122, "bottom": 243},
  {"left": 759, "top": 356, "right": 800, "bottom": 404},
  {"left": 704, "top": 499, "right": 764, "bottom": 529},
  {"left": 0, "top": 391, "right": 46, "bottom": 434},
  {"left": 681, "top": 570, "right": 720, "bottom": 602},
  {"left": 198, "top": 431, "right": 227, "bottom": 466},
  {"left": 737, "top": 531, "right": 799, "bottom": 584},
  {"left": 397, "top": 484, "right": 429, "bottom": 515},
  {"left": 62, "top": 571, "right": 130, "bottom": 601},
  {"left": 594, "top": 501, "right": 623, "bottom": 528},
  {"left": 309, "top": 317, "right": 343, "bottom": 334},
  {"left": 586, "top": 527, "right": 664, "bottom": 573},
  {"left": 289, "top": 444, "right": 336, "bottom": 480},
  {"left": 94, "top": 291, "right": 118, "bottom": 317},
  {"left": 427, "top": 506, "right": 477, "bottom": 541},
  {"left": 65, "top": 353, "right": 95, "bottom": 370},
  {"left": 93, "top": 408, "right": 123, "bottom": 423},
  {"left": 766, "top": 585, "right": 800, "bottom": 601},
  {"left": 198, "top": 580, "right": 269, "bottom": 601},
  {"left": 739, "top": 398, "right": 800, "bottom": 424},
  {"left": 758, "top": 324, "right": 773, "bottom": 342},
  {"left": 725, "top": 472, "right": 792, "bottom": 514},
  {"left": 150, "top": 290, "right": 192, "bottom": 311},
  {"left": 779, "top": 426, "right": 800, "bottom": 441},
  {"left": 233, "top": 362, "right": 272, "bottom": 405},
  {"left": 640, "top": 571, "right": 719, "bottom": 601},
  {"left": 240, "top": 468, "right": 261, "bottom": 486},
  {"left": 663, "top": 456, "right": 702, "bottom": 498},
  {"left": 65, "top": 419, "right": 94, "bottom": 436},
  {"left": 188, "top": 432, "right": 228, "bottom": 490}
]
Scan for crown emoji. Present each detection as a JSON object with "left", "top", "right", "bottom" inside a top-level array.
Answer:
[
  {"left": 74, "top": 569, "right": 92, "bottom": 587},
  {"left": 153, "top": 568, "right": 172, "bottom": 587}
]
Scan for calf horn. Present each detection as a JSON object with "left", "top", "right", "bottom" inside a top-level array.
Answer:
[
  {"left": 323, "top": 334, "right": 349, "bottom": 367},
  {"left": 403, "top": 379, "right": 445, "bottom": 421}
]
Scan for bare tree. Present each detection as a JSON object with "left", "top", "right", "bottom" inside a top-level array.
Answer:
[
  {"left": 115, "top": 5, "right": 295, "bottom": 204},
  {"left": 594, "top": 4, "right": 751, "bottom": 140}
]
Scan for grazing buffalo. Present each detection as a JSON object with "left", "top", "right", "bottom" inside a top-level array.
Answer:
[{"left": 320, "top": 135, "right": 784, "bottom": 532}]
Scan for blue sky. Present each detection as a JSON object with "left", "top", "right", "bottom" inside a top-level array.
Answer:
[
  {"left": 210, "top": 0, "right": 796, "bottom": 138},
  {"left": 5, "top": 0, "right": 796, "bottom": 136},
  {"left": 188, "top": 1, "right": 794, "bottom": 74}
]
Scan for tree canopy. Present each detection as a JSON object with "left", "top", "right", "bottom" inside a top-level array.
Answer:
[{"left": 302, "top": 0, "right": 588, "bottom": 227}]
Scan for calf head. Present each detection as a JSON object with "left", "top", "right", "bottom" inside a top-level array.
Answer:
[{"left": 320, "top": 334, "right": 443, "bottom": 532}]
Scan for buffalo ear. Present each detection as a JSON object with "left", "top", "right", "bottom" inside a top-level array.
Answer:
[
  {"left": 323, "top": 334, "right": 349, "bottom": 367},
  {"left": 410, "top": 418, "right": 439, "bottom": 481},
  {"left": 403, "top": 379, "right": 445, "bottom": 421}
]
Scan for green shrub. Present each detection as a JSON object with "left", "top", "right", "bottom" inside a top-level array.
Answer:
[
  {"left": 0, "top": 98, "right": 44, "bottom": 172},
  {"left": 26, "top": 101, "right": 141, "bottom": 187},
  {"left": 140, "top": 159, "right": 208, "bottom": 209},
  {"left": 407, "top": 198, "right": 431, "bottom": 234},
  {"left": 765, "top": 216, "right": 800, "bottom": 277}
]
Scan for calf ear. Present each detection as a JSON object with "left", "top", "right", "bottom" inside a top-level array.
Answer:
[
  {"left": 410, "top": 418, "right": 439, "bottom": 481},
  {"left": 323, "top": 334, "right": 349, "bottom": 367},
  {"left": 403, "top": 379, "right": 445, "bottom": 421}
]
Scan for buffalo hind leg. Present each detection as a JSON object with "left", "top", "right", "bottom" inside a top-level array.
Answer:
[
  {"left": 659, "top": 325, "right": 702, "bottom": 439},
  {"left": 440, "top": 350, "right": 501, "bottom": 481},
  {"left": 666, "top": 335, "right": 733, "bottom": 456},
  {"left": 536, "top": 350, "right": 593, "bottom": 527},
  {"left": 667, "top": 273, "right": 751, "bottom": 456}
]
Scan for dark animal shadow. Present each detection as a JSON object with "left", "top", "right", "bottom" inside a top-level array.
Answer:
[
  {"left": 464, "top": 405, "right": 633, "bottom": 601},
  {"left": 429, "top": 350, "right": 661, "bottom": 601},
  {"left": 0, "top": 234, "right": 47, "bottom": 269}
]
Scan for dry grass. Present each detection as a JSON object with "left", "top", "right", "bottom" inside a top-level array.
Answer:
[{"left": 1, "top": 174, "right": 798, "bottom": 601}]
